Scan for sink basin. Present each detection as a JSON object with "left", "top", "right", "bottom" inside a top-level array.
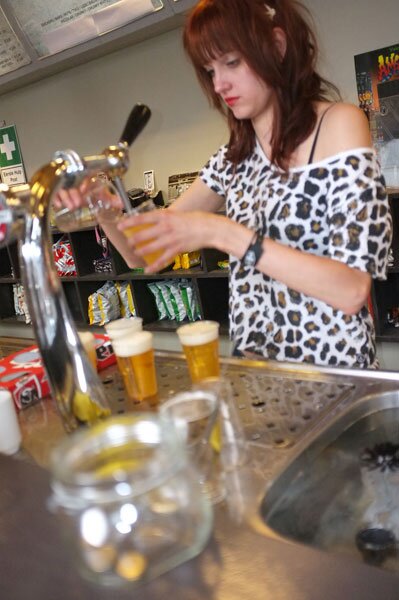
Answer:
[{"left": 256, "top": 390, "right": 399, "bottom": 572}]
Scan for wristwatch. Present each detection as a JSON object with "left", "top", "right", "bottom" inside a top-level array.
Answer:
[{"left": 241, "top": 231, "right": 264, "bottom": 267}]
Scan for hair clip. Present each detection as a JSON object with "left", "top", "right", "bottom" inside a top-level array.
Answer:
[{"left": 264, "top": 3, "right": 276, "bottom": 19}]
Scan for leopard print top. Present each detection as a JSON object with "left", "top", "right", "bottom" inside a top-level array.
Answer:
[{"left": 200, "top": 141, "right": 392, "bottom": 368}]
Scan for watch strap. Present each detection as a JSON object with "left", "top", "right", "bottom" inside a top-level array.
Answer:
[{"left": 241, "top": 231, "right": 264, "bottom": 267}]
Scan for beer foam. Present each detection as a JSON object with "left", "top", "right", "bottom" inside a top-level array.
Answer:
[
  {"left": 177, "top": 321, "right": 219, "bottom": 346},
  {"left": 105, "top": 317, "right": 143, "bottom": 339},
  {"left": 112, "top": 331, "right": 153, "bottom": 357}
]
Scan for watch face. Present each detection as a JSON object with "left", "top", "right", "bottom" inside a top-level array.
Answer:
[{"left": 246, "top": 250, "right": 256, "bottom": 266}]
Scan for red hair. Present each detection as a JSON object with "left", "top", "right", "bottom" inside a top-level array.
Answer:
[{"left": 183, "top": 0, "right": 340, "bottom": 169}]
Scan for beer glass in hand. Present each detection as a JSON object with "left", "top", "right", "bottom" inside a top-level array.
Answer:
[
  {"left": 121, "top": 199, "right": 164, "bottom": 267},
  {"left": 176, "top": 321, "right": 220, "bottom": 383}
]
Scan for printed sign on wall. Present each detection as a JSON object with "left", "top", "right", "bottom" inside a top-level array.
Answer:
[{"left": 0, "top": 124, "right": 26, "bottom": 185}]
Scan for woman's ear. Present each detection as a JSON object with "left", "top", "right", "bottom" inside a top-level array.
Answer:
[{"left": 273, "top": 27, "right": 287, "bottom": 60}]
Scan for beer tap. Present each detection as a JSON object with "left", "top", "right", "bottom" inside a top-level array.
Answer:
[{"left": 0, "top": 104, "right": 151, "bottom": 432}]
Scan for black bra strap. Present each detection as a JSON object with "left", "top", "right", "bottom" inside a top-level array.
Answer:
[{"left": 307, "top": 104, "right": 335, "bottom": 164}]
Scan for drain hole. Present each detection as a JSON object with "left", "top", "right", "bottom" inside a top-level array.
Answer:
[
  {"left": 302, "top": 413, "right": 312, "bottom": 421},
  {"left": 289, "top": 425, "right": 297, "bottom": 432},
  {"left": 266, "top": 422, "right": 275, "bottom": 429}
]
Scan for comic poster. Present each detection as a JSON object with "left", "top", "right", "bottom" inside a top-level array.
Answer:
[{"left": 354, "top": 43, "right": 399, "bottom": 187}]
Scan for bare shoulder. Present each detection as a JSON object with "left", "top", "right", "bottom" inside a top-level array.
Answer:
[{"left": 318, "top": 102, "right": 372, "bottom": 157}]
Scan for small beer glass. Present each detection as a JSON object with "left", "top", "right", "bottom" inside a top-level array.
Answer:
[
  {"left": 105, "top": 317, "right": 143, "bottom": 342},
  {"left": 176, "top": 321, "right": 220, "bottom": 383},
  {"left": 78, "top": 331, "right": 97, "bottom": 371},
  {"left": 112, "top": 331, "right": 158, "bottom": 404}
]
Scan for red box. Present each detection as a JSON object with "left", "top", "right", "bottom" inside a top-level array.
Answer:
[{"left": 0, "top": 334, "right": 115, "bottom": 411}]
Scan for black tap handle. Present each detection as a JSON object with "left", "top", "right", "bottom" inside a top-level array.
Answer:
[{"left": 119, "top": 104, "right": 151, "bottom": 147}]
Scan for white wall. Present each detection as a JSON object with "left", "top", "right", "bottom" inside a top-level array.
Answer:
[
  {"left": 0, "top": 27, "right": 228, "bottom": 197},
  {"left": 304, "top": 0, "right": 398, "bottom": 103}
]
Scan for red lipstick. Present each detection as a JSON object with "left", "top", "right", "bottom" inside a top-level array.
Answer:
[{"left": 224, "top": 97, "right": 239, "bottom": 107}]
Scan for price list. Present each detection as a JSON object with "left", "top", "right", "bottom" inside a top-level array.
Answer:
[{"left": 0, "top": 10, "right": 30, "bottom": 76}]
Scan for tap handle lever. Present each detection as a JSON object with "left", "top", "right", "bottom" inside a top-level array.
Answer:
[{"left": 119, "top": 103, "right": 151, "bottom": 147}]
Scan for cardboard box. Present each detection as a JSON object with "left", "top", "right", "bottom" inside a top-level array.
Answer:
[{"left": 0, "top": 334, "right": 115, "bottom": 411}]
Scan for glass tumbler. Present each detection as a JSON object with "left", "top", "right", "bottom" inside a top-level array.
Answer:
[
  {"left": 53, "top": 176, "right": 122, "bottom": 232},
  {"left": 49, "top": 413, "right": 213, "bottom": 587}
]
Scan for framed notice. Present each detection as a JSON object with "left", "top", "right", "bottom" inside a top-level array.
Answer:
[{"left": 9, "top": 0, "right": 163, "bottom": 57}]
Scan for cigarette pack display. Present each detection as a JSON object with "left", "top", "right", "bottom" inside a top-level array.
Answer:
[{"left": 0, "top": 334, "right": 115, "bottom": 411}]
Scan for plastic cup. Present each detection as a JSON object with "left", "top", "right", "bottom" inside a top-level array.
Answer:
[
  {"left": 0, "top": 390, "right": 22, "bottom": 455},
  {"left": 121, "top": 199, "right": 163, "bottom": 266},
  {"left": 176, "top": 321, "right": 220, "bottom": 383},
  {"left": 112, "top": 331, "right": 158, "bottom": 403},
  {"left": 105, "top": 317, "right": 143, "bottom": 341},
  {"left": 78, "top": 331, "right": 97, "bottom": 371}
]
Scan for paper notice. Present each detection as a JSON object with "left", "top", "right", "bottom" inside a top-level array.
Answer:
[
  {"left": 0, "top": 9, "right": 31, "bottom": 76},
  {"left": 10, "top": 0, "right": 159, "bottom": 57}
]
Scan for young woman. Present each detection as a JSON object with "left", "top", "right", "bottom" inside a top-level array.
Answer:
[{"left": 64, "top": 0, "right": 392, "bottom": 368}]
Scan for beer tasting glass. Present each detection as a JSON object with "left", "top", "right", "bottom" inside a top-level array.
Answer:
[
  {"left": 49, "top": 413, "right": 213, "bottom": 587},
  {"left": 160, "top": 389, "right": 225, "bottom": 504},
  {"left": 53, "top": 176, "right": 122, "bottom": 232},
  {"left": 105, "top": 317, "right": 143, "bottom": 342},
  {"left": 112, "top": 331, "right": 158, "bottom": 404},
  {"left": 176, "top": 321, "right": 220, "bottom": 383},
  {"left": 78, "top": 331, "right": 97, "bottom": 371},
  {"left": 121, "top": 199, "right": 164, "bottom": 267}
]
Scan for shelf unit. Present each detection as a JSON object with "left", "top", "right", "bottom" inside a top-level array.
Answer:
[
  {"left": 0, "top": 226, "right": 229, "bottom": 335},
  {"left": 371, "top": 190, "right": 399, "bottom": 342}
]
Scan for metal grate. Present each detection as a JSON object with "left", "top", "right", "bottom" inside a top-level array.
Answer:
[{"left": 99, "top": 356, "right": 357, "bottom": 452}]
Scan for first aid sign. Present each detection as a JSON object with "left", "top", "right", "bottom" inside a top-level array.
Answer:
[{"left": 0, "top": 125, "right": 26, "bottom": 185}]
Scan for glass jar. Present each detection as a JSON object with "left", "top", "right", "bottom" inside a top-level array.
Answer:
[{"left": 49, "top": 413, "right": 213, "bottom": 587}]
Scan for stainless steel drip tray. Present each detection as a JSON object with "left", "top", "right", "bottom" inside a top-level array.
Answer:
[{"left": 255, "top": 389, "right": 399, "bottom": 572}]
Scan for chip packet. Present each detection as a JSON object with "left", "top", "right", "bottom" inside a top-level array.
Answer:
[{"left": 115, "top": 281, "right": 135, "bottom": 318}]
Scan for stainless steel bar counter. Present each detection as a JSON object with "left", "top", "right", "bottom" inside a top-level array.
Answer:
[{"left": 2, "top": 351, "right": 399, "bottom": 599}]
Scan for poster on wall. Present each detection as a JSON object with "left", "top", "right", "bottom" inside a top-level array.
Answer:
[
  {"left": 354, "top": 43, "right": 399, "bottom": 188},
  {"left": 9, "top": 0, "right": 163, "bottom": 57},
  {"left": 0, "top": 8, "right": 31, "bottom": 76}
]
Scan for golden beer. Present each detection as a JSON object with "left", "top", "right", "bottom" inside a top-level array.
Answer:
[
  {"left": 113, "top": 332, "right": 158, "bottom": 403},
  {"left": 177, "top": 321, "right": 220, "bottom": 383},
  {"left": 123, "top": 223, "right": 163, "bottom": 266},
  {"left": 78, "top": 331, "right": 97, "bottom": 370}
]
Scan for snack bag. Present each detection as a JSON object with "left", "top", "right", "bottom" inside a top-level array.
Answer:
[
  {"left": 88, "top": 281, "right": 120, "bottom": 325},
  {"left": 180, "top": 251, "right": 201, "bottom": 270},
  {"left": 115, "top": 281, "right": 135, "bottom": 318},
  {"left": 147, "top": 282, "right": 169, "bottom": 320},
  {"left": 52, "top": 235, "right": 77, "bottom": 276},
  {"left": 163, "top": 281, "right": 187, "bottom": 322}
]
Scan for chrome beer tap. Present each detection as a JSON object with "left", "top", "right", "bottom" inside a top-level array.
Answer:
[{"left": 0, "top": 104, "right": 151, "bottom": 432}]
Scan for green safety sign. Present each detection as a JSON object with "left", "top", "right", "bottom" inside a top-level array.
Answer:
[
  {"left": 0, "top": 125, "right": 22, "bottom": 168},
  {"left": 0, "top": 124, "right": 26, "bottom": 185}
]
